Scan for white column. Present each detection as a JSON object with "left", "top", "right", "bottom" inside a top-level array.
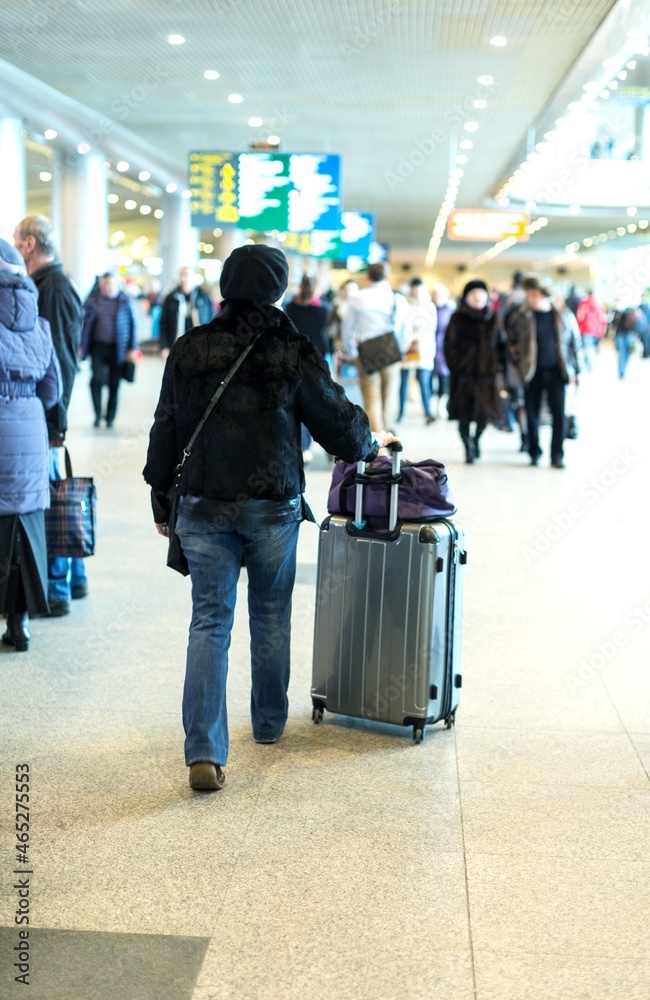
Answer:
[
  {"left": 0, "top": 115, "right": 26, "bottom": 240},
  {"left": 316, "top": 257, "right": 332, "bottom": 294},
  {"left": 160, "top": 192, "right": 200, "bottom": 292},
  {"left": 60, "top": 152, "right": 108, "bottom": 299},
  {"left": 49, "top": 151, "right": 63, "bottom": 254},
  {"left": 639, "top": 106, "right": 650, "bottom": 163}
]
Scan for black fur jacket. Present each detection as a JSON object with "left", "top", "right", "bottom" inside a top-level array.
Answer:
[{"left": 143, "top": 301, "right": 377, "bottom": 519}]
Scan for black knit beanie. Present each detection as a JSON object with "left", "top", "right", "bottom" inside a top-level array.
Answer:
[
  {"left": 462, "top": 278, "right": 488, "bottom": 299},
  {"left": 220, "top": 245, "right": 289, "bottom": 303}
]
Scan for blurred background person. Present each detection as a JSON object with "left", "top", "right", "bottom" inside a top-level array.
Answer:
[
  {"left": 576, "top": 288, "right": 607, "bottom": 373},
  {"left": 326, "top": 278, "right": 359, "bottom": 360},
  {"left": 284, "top": 274, "right": 331, "bottom": 462},
  {"left": 0, "top": 240, "right": 62, "bottom": 652},
  {"left": 398, "top": 277, "right": 436, "bottom": 425},
  {"left": 341, "top": 263, "right": 411, "bottom": 432},
  {"left": 565, "top": 285, "right": 583, "bottom": 316},
  {"left": 13, "top": 214, "right": 86, "bottom": 616},
  {"left": 159, "top": 267, "right": 214, "bottom": 361},
  {"left": 507, "top": 277, "right": 582, "bottom": 468},
  {"left": 80, "top": 271, "right": 138, "bottom": 429},
  {"left": 432, "top": 284, "right": 453, "bottom": 417},
  {"left": 615, "top": 305, "right": 646, "bottom": 379},
  {"left": 444, "top": 279, "right": 503, "bottom": 464},
  {"left": 638, "top": 292, "right": 650, "bottom": 359}
]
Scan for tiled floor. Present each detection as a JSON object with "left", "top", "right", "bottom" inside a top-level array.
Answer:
[{"left": 1, "top": 342, "right": 648, "bottom": 999}]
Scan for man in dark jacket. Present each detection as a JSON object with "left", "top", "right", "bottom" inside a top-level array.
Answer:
[
  {"left": 80, "top": 273, "right": 137, "bottom": 428},
  {"left": 14, "top": 214, "right": 86, "bottom": 615},
  {"left": 506, "top": 277, "right": 582, "bottom": 468},
  {"left": 159, "top": 268, "right": 214, "bottom": 359},
  {"left": 144, "top": 245, "right": 395, "bottom": 793}
]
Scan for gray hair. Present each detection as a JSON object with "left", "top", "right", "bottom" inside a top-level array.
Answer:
[{"left": 16, "top": 215, "right": 58, "bottom": 257}]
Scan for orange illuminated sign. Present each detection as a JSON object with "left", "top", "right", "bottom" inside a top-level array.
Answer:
[{"left": 448, "top": 209, "right": 530, "bottom": 242}]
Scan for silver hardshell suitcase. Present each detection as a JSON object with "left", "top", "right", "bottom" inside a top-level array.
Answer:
[{"left": 311, "top": 446, "right": 465, "bottom": 743}]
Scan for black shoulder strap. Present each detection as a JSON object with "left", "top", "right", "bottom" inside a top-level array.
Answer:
[{"left": 180, "top": 331, "right": 262, "bottom": 468}]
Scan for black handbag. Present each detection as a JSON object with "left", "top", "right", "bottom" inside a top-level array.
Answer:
[
  {"left": 356, "top": 294, "right": 403, "bottom": 375},
  {"left": 120, "top": 360, "right": 136, "bottom": 382},
  {"left": 166, "top": 332, "right": 262, "bottom": 576},
  {"left": 45, "top": 447, "right": 97, "bottom": 558}
]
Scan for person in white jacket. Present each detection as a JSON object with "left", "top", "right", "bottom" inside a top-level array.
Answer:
[
  {"left": 398, "top": 278, "right": 437, "bottom": 424},
  {"left": 341, "top": 263, "right": 412, "bottom": 431}
]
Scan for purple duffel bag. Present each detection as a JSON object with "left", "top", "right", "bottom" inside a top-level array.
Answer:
[{"left": 328, "top": 456, "right": 457, "bottom": 522}]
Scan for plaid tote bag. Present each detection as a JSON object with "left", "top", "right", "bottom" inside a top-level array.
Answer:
[{"left": 45, "top": 447, "right": 97, "bottom": 558}]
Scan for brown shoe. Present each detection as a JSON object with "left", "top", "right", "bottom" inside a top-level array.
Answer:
[{"left": 189, "top": 762, "right": 226, "bottom": 791}]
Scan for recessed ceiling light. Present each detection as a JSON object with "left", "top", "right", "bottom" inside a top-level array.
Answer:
[
  {"left": 124, "top": 200, "right": 137, "bottom": 210},
  {"left": 464, "top": 121, "right": 479, "bottom": 132},
  {"left": 628, "top": 223, "right": 637, "bottom": 232},
  {"left": 181, "top": 189, "right": 192, "bottom": 199},
  {"left": 248, "top": 116, "right": 263, "bottom": 127},
  {"left": 627, "top": 206, "right": 637, "bottom": 216},
  {"left": 583, "top": 82, "right": 596, "bottom": 90},
  {"left": 627, "top": 60, "right": 637, "bottom": 70},
  {"left": 139, "top": 170, "right": 151, "bottom": 181},
  {"left": 638, "top": 219, "right": 649, "bottom": 229},
  {"left": 555, "top": 117, "right": 567, "bottom": 126},
  {"left": 489, "top": 36, "right": 507, "bottom": 47},
  {"left": 569, "top": 204, "right": 581, "bottom": 214},
  {"left": 116, "top": 160, "right": 129, "bottom": 172},
  {"left": 154, "top": 209, "right": 164, "bottom": 219},
  {"left": 165, "top": 183, "right": 177, "bottom": 193},
  {"left": 228, "top": 93, "right": 243, "bottom": 104},
  {"left": 498, "top": 197, "right": 510, "bottom": 207},
  {"left": 267, "top": 135, "right": 280, "bottom": 145},
  {"left": 567, "top": 102, "right": 581, "bottom": 111},
  {"left": 213, "top": 228, "right": 223, "bottom": 237},
  {"left": 203, "top": 244, "right": 214, "bottom": 253},
  {"left": 600, "top": 90, "right": 610, "bottom": 99},
  {"left": 616, "top": 227, "right": 626, "bottom": 236},
  {"left": 456, "top": 154, "right": 469, "bottom": 164},
  {"left": 607, "top": 230, "right": 615, "bottom": 238},
  {"left": 44, "top": 129, "right": 57, "bottom": 140},
  {"left": 39, "top": 171, "right": 52, "bottom": 182},
  {"left": 77, "top": 143, "right": 90, "bottom": 154},
  {"left": 544, "top": 131, "right": 557, "bottom": 140},
  {"left": 477, "top": 74, "right": 494, "bottom": 86},
  {"left": 583, "top": 238, "right": 593, "bottom": 247},
  {"left": 602, "top": 57, "right": 617, "bottom": 68},
  {"left": 107, "top": 194, "right": 119, "bottom": 204},
  {"left": 168, "top": 34, "right": 185, "bottom": 44},
  {"left": 203, "top": 70, "right": 219, "bottom": 80},
  {"left": 472, "top": 99, "right": 488, "bottom": 109},
  {"left": 617, "top": 71, "right": 627, "bottom": 80},
  {"left": 459, "top": 139, "right": 473, "bottom": 150},
  {"left": 608, "top": 80, "right": 618, "bottom": 90},
  {"left": 140, "top": 205, "right": 152, "bottom": 215}
]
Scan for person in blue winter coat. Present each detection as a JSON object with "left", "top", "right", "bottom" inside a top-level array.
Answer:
[
  {"left": 80, "top": 272, "right": 137, "bottom": 427},
  {"left": 0, "top": 239, "right": 62, "bottom": 652}
]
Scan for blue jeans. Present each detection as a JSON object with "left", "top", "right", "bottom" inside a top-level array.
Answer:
[
  {"left": 48, "top": 449, "right": 88, "bottom": 602},
  {"left": 616, "top": 333, "right": 636, "bottom": 378},
  {"left": 399, "top": 369, "right": 433, "bottom": 418},
  {"left": 176, "top": 516, "right": 300, "bottom": 766}
]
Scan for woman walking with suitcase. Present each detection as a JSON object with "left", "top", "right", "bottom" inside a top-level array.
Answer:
[
  {"left": 443, "top": 279, "right": 503, "bottom": 463},
  {"left": 144, "top": 245, "right": 395, "bottom": 792}
]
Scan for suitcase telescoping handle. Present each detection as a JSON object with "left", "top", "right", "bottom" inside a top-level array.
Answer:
[{"left": 354, "top": 440, "right": 403, "bottom": 532}]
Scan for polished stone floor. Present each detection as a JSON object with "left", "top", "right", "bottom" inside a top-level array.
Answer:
[{"left": 1, "top": 341, "right": 649, "bottom": 999}]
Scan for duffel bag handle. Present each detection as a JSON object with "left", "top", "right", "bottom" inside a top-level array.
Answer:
[{"left": 354, "top": 441, "right": 403, "bottom": 531}]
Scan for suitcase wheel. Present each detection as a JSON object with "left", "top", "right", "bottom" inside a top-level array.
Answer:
[
  {"left": 312, "top": 705, "right": 325, "bottom": 724},
  {"left": 444, "top": 711, "right": 456, "bottom": 730},
  {"left": 413, "top": 727, "right": 425, "bottom": 745}
]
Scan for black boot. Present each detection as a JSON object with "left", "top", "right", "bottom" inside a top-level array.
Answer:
[
  {"left": 519, "top": 432, "right": 529, "bottom": 453},
  {"left": 461, "top": 437, "right": 475, "bottom": 464},
  {"left": 2, "top": 613, "right": 30, "bottom": 652},
  {"left": 473, "top": 435, "right": 482, "bottom": 459}
]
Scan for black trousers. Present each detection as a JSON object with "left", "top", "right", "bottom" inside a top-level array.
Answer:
[
  {"left": 90, "top": 343, "right": 121, "bottom": 423},
  {"left": 525, "top": 367, "right": 566, "bottom": 462}
]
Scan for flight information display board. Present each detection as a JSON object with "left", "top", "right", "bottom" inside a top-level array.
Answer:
[{"left": 189, "top": 151, "right": 341, "bottom": 232}]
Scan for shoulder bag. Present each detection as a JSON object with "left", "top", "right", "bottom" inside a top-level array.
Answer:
[{"left": 356, "top": 294, "right": 403, "bottom": 375}]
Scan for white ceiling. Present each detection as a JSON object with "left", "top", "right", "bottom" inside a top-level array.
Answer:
[{"left": 1, "top": 0, "right": 645, "bottom": 260}]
